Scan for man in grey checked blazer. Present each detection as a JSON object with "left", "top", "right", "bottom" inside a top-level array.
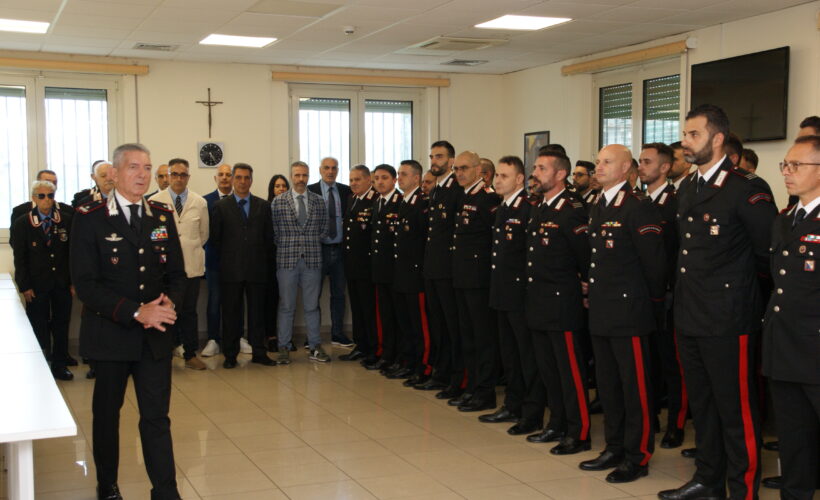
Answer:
[{"left": 271, "top": 161, "right": 329, "bottom": 363}]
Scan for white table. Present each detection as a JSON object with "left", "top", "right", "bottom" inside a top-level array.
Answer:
[{"left": 0, "top": 274, "right": 77, "bottom": 500}]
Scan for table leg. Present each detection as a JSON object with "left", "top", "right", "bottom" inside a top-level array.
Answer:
[{"left": 6, "top": 440, "right": 33, "bottom": 500}]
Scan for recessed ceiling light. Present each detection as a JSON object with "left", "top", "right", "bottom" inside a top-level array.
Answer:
[
  {"left": 0, "top": 18, "right": 49, "bottom": 34},
  {"left": 475, "top": 15, "right": 571, "bottom": 31},
  {"left": 199, "top": 34, "right": 276, "bottom": 48}
]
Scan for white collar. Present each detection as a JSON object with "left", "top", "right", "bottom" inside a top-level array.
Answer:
[
  {"left": 796, "top": 195, "right": 820, "bottom": 217},
  {"left": 381, "top": 188, "right": 397, "bottom": 201},
  {"left": 544, "top": 188, "right": 566, "bottom": 207},
  {"left": 402, "top": 186, "right": 419, "bottom": 200},
  {"left": 115, "top": 190, "right": 141, "bottom": 211},
  {"left": 504, "top": 188, "right": 524, "bottom": 206},
  {"left": 649, "top": 183, "right": 667, "bottom": 202},
  {"left": 697, "top": 155, "right": 727, "bottom": 184},
  {"left": 437, "top": 172, "right": 452, "bottom": 187},
  {"left": 602, "top": 181, "right": 627, "bottom": 206},
  {"left": 464, "top": 179, "right": 483, "bottom": 194}
]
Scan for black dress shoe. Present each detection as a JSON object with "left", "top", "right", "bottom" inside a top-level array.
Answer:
[
  {"left": 588, "top": 396, "right": 603, "bottom": 414},
  {"left": 403, "top": 374, "right": 424, "bottom": 387},
  {"left": 52, "top": 366, "right": 74, "bottom": 381},
  {"left": 380, "top": 362, "right": 401, "bottom": 376},
  {"left": 660, "top": 428, "right": 685, "bottom": 449},
  {"left": 526, "top": 428, "right": 565, "bottom": 443},
  {"left": 762, "top": 475, "right": 782, "bottom": 489},
  {"left": 763, "top": 440, "right": 779, "bottom": 451},
  {"left": 478, "top": 406, "right": 520, "bottom": 423},
  {"left": 415, "top": 378, "right": 448, "bottom": 391},
  {"left": 658, "top": 480, "right": 726, "bottom": 500},
  {"left": 66, "top": 356, "right": 79, "bottom": 367},
  {"left": 387, "top": 367, "right": 413, "bottom": 379},
  {"left": 223, "top": 357, "right": 238, "bottom": 369},
  {"left": 458, "top": 398, "right": 496, "bottom": 412},
  {"left": 251, "top": 355, "right": 276, "bottom": 366},
  {"left": 680, "top": 447, "right": 697, "bottom": 458},
  {"left": 267, "top": 338, "right": 278, "bottom": 352},
  {"left": 579, "top": 450, "right": 624, "bottom": 471},
  {"left": 363, "top": 358, "right": 382, "bottom": 370},
  {"left": 339, "top": 350, "right": 365, "bottom": 361},
  {"left": 550, "top": 437, "right": 591, "bottom": 455},
  {"left": 86, "top": 368, "right": 96, "bottom": 379},
  {"left": 448, "top": 392, "right": 473, "bottom": 407},
  {"left": 507, "top": 421, "right": 542, "bottom": 435},
  {"left": 97, "top": 483, "right": 123, "bottom": 500},
  {"left": 605, "top": 461, "right": 648, "bottom": 483},
  {"left": 436, "top": 386, "right": 463, "bottom": 400}
]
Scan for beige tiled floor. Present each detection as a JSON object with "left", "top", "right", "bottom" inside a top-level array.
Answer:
[{"left": 1, "top": 348, "right": 783, "bottom": 499}]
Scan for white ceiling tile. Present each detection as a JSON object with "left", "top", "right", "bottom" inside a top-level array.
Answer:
[
  {"left": 42, "top": 35, "right": 122, "bottom": 48},
  {"left": 520, "top": 1, "right": 618, "bottom": 19},
  {"left": 50, "top": 24, "right": 131, "bottom": 39},
  {"left": 61, "top": 0, "right": 157, "bottom": 18},
  {"left": 57, "top": 13, "right": 144, "bottom": 29},
  {"left": 161, "top": 0, "right": 258, "bottom": 9},
  {"left": 3, "top": 0, "right": 64, "bottom": 12},
  {"left": 589, "top": 6, "right": 688, "bottom": 23},
  {"left": 0, "top": 40, "right": 43, "bottom": 52},
  {"left": 41, "top": 44, "right": 114, "bottom": 56},
  {"left": 0, "top": 7, "right": 54, "bottom": 22}
]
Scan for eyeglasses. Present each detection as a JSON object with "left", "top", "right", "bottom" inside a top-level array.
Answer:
[
  {"left": 572, "top": 172, "right": 589, "bottom": 177},
  {"left": 779, "top": 161, "right": 820, "bottom": 174},
  {"left": 35, "top": 193, "right": 55, "bottom": 199},
  {"left": 170, "top": 172, "right": 190, "bottom": 178}
]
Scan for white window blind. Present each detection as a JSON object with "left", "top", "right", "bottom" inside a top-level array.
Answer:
[
  {"left": 298, "top": 97, "right": 350, "bottom": 184},
  {"left": 44, "top": 87, "right": 109, "bottom": 201},
  {"left": 643, "top": 75, "right": 680, "bottom": 144},
  {"left": 364, "top": 99, "right": 413, "bottom": 168},
  {"left": 599, "top": 83, "right": 633, "bottom": 149},
  {"left": 0, "top": 86, "right": 29, "bottom": 229}
]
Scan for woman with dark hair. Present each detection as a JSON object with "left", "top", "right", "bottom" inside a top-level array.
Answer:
[{"left": 266, "top": 174, "right": 290, "bottom": 351}]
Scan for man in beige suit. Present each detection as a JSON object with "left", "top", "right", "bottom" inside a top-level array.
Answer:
[{"left": 150, "top": 158, "right": 209, "bottom": 370}]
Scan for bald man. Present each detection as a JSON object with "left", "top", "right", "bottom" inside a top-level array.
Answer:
[{"left": 580, "top": 144, "right": 666, "bottom": 484}]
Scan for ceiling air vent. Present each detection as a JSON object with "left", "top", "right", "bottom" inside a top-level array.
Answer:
[
  {"left": 132, "top": 42, "right": 179, "bottom": 52},
  {"left": 398, "top": 36, "right": 507, "bottom": 56},
  {"left": 442, "top": 59, "right": 488, "bottom": 66}
]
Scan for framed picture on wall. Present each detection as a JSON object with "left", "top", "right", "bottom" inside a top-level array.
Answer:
[{"left": 524, "top": 130, "right": 550, "bottom": 178}]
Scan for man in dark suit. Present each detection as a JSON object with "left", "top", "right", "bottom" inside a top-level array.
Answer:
[
  {"left": 638, "top": 143, "right": 686, "bottom": 449},
  {"left": 72, "top": 160, "right": 115, "bottom": 208},
  {"left": 418, "top": 141, "right": 464, "bottom": 396},
  {"left": 12, "top": 180, "right": 74, "bottom": 380},
  {"left": 481, "top": 156, "right": 544, "bottom": 435},
  {"left": 763, "top": 135, "right": 820, "bottom": 500},
  {"left": 209, "top": 163, "right": 275, "bottom": 368},
  {"left": 524, "top": 151, "right": 592, "bottom": 454},
  {"left": 450, "top": 150, "right": 501, "bottom": 412},
  {"left": 581, "top": 144, "right": 666, "bottom": 484},
  {"left": 10, "top": 170, "right": 74, "bottom": 244},
  {"left": 340, "top": 165, "right": 377, "bottom": 362},
  {"left": 308, "top": 157, "right": 354, "bottom": 347},
  {"left": 390, "top": 160, "right": 431, "bottom": 385},
  {"left": 660, "top": 105, "right": 777, "bottom": 500},
  {"left": 71, "top": 143, "right": 185, "bottom": 500},
  {"left": 201, "top": 163, "right": 234, "bottom": 357}
]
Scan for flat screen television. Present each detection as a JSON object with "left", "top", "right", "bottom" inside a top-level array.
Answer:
[{"left": 690, "top": 46, "right": 789, "bottom": 142}]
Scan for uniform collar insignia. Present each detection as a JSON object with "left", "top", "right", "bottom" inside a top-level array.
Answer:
[
  {"left": 713, "top": 170, "right": 728, "bottom": 188},
  {"left": 613, "top": 190, "right": 626, "bottom": 207}
]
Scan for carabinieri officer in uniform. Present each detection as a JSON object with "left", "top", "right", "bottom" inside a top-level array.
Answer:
[{"left": 71, "top": 143, "right": 185, "bottom": 500}]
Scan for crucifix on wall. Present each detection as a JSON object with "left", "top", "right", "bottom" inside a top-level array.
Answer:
[{"left": 195, "top": 88, "right": 223, "bottom": 138}]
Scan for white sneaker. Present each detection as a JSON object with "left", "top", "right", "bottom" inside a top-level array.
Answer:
[
  {"left": 201, "top": 339, "right": 220, "bottom": 357},
  {"left": 173, "top": 345, "right": 184, "bottom": 358},
  {"left": 240, "top": 337, "right": 253, "bottom": 354}
]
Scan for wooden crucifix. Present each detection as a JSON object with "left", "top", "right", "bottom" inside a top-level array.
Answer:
[{"left": 195, "top": 88, "right": 223, "bottom": 138}]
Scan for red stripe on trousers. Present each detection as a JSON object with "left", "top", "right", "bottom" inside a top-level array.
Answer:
[
  {"left": 417, "top": 293, "right": 433, "bottom": 376},
  {"left": 738, "top": 334, "right": 758, "bottom": 500},
  {"left": 460, "top": 370, "right": 468, "bottom": 389},
  {"left": 673, "top": 329, "right": 689, "bottom": 430},
  {"left": 564, "top": 331, "right": 590, "bottom": 441},
  {"left": 374, "top": 287, "right": 383, "bottom": 357},
  {"left": 631, "top": 337, "right": 652, "bottom": 466}
]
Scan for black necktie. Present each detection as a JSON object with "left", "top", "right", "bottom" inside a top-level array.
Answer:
[
  {"left": 327, "top": 187, "right": 337, "bottom": 239},
  {"left": 129, "top": 204, "right": 141, "bottom": 234},
  {"left": 696, "top": 176, "right": 706, "bottom": 193},
  {"left": 220, "top": 194, "right": 228, "bottom": 199},
  {"left": 238, "top": 198, "right": 248, "bottom": 222},
  {"left": 378, "top": 198, "right": 385, "bottom": 214},
  {"left": 597, "top": 194, "right": 607, "bottom": 209},
  {"left": 42, "top": 216, "right": 52, "bottom": 246},
  {"left": 175, "top": 195, "right": 183, "bottom": 216},
  {"left": 793, "top": 208, "right": 806, "bottom": 228}
]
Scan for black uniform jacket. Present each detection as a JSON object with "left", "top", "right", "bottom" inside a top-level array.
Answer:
[
  {"left": 452, "top": 180, "right": 501, "bottom": 290},
  {"left": 370, "top": 190, "right": 403, "bottom": 285},
  {"left": 343, "top": 188, "right": 377, "bottom": 279},
  {"left": 762, "top": 204, "right": 820, "bottom": 384},
  {"left": 209, "top": 194, "right": 274, "bottom": 283},
  {"left": 588, "top": 184, "right": 667, "bottom": 337},
  {"left": 424, "top": 173, "right": 461, "bottom": 281},
  {"left": 525, "top": 190, "right": 591, "bottom": 331},
  {"left": 651, "top": 183, "right": 679, "bottom": 287},
  {"left": 12, "top": 206, "right": 73, "bottom": 292},
  {"left": 489, "top": 190, "right": 531, "bottom": 311},
  {"left": 393, "top": 188, "right": 429, "bottom": 294},
  {"left": 70, "top": 194, "right": 186, "bottom": 362},
  {"left": 674, "top": 157, "right": 777, "bottom": 337},
  {"left": 9, "top": 201, "right": 73, "bottom": 247}
]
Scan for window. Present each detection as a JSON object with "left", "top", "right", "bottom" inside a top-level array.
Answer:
[
  {"left": 290, "top": 86, "right": 424, "bottom": 184},
  {"left": 594, "top": 60, "right": 681, "bottom": 153},
  {"left": 0, "top": 74, "right": 118, "bottom": 236}
]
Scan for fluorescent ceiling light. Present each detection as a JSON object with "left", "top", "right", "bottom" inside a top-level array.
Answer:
[
  {"left": 476, "top": 15, "right": 571, "bottom": 31},
  {"left": 199, "top": 34, "right": 276, "bottom": 48},
  {"left": 0, "top": 18, "right": 49, "bottom": 34}
]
